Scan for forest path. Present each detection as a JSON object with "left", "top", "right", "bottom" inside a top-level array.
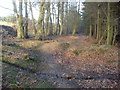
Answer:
[
  {"left": 23, "top": 35, "right": 118, "bottom": 88},
  {"left": 28, "top": 35, "right": 118, "bottom": 88},
  {"left": 30, "top": 35, "right": 87, "bottom": 88},
  {"left": 2, "top": 25, "right": 118, "bottom": 88}
]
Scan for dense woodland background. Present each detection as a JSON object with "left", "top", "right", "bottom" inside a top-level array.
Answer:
[
  {"left": 1, "top": 0, "right": 120, "bottom": 88},
  {"left": 1, "top": 1, "right": 119, "bottom": 45}
]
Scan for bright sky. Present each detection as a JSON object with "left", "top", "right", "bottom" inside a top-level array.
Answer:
[
  {"left": 0, "top": 0, "right": 119, "bottom": 18},
  {"left": 0, "top": 0, "right": 85, "bottom": 20},
  {"left": 0, "top": 0, "right": 14, "bottom": 17},
  {"left": 0, "top": 0, "right": 40, "bottom": 19}
]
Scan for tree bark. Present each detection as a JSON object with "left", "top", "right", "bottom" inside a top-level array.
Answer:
[
  {"left": 107, "top": 2, "right": 112, "bottom": 45},
  {"left": 24, "top": 0, "right": 28, "bottom": 38},
  {"left": 97, "top": 4, "right": 100, "bottom": 40},
  {"left": 60, "top": 2, "right": 64, "bottom": 36},
  {"left": 56, "top": 2, "right": 60, "bottom": 35},
  {"left": 29, "top": 0, "right": 37, "bottom": 35},
  {"left": 35, "top": 1, "right": 45, "bottom": 39},
  {"left": 17, "top": 0, "right": 24, "bottom": 39}
]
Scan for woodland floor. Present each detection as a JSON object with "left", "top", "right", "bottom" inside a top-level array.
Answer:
[{"left": 1, "top": 25, "right": 120, "bottom": 88}]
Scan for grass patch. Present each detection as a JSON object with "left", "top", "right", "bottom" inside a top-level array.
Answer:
[
  {"left": 88, "top": 48, "right": 96, "bottom": 52},
  {"left": 17, "top": 40, "right": 43, "bottom": 49},
  {"left": 91, "top": 44, "right": 100, "bottom": 47},
  {"left": 60, "top": 43, "right": 70, "bottom": 50},
  {"left": 24, "top": 55, "right": 37, "bottom": 61},
  {"left": 38, "top": 82, "right": 53, "bottom": 88},
  {"left": 106, "top": 60, "right": 120, "bottom": 63},
  {"left": 2, "top": 63, "right": 53, "bottom": 88},
  {"left": 98, "top": 48, "right": 106, "bottom": 54},
  {"left": 72, "top": 49, "right": 86, "bottom": 55},
  {"left": 102, "top": 45, "right": 114, "bottom": 49},
  {"left": 2, "top": 44, "right": 41, "bottom": 72},
  {"left": 72, "top": 50, "right": 80, "bottom": 55}
]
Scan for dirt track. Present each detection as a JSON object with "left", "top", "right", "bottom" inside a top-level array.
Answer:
[
  {"left": 2, "top": 26, "right": 119, "bottom": 88},
  {"left": 23, "top": 35, "right": 119, "bottom": 88}
]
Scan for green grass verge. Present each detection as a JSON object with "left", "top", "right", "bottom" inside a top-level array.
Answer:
[
  {"left": 2, "top": 44, "right": 42, "bottom": 72},
  {"left": 98, "top": 48, "right": 106, "bottom": 54},
  {"left": 72, "top": 49, "right": 86, "bottom": 55},
  {"left": 106, "top": 60, "right": 120, "bottom": 63},
  {"left": 2, "top": 63, "right": 53, "bottom": 88},
  {"left": 60, "top": 43, "right": 70, "bottom": 50}
]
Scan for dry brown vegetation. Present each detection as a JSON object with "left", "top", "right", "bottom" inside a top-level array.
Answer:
[{"left": 2, "top": 28, "right": 119, "bottom": 88}]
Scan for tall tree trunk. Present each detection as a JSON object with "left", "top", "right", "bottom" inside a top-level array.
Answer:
[
  {"left": 65, "top": 2, "right": 68, "bottom": 35},
  {"left": 89, "top": 18, "right": 92, "bottom": 37},
  {"left": 49, "top": 14, "right": 53, "bottom": 35},
  {"left": 52, "top": 3, "right": 55, "bottom": 35},
  {"left": 72, "top": 24, "right": 78, "bottom": 36},
  {"left": 35, "top": 1, "right": 45, "bottom": 39},
  {"left": 89, "top": 24, "right": 92, "bottom": 37},
  {"left": 72, "top": 4, "right": 78, "bottom": 36},
  {"left": 12, "top": 0, "right": 19, "bottom": 19},
  {"left": 57, "top": 2, "right": 60, "bottom": 35},
  {"left": 29, "top": 0, "right": 37, "bottom": 35},
  {"left": 45, "top": 2, "right": 49, "bottom": 36},
  {"left": 17, "top": 0, "right": 24, "bottom": 39},
  {"left": 12, "top": 0, "right": 19, "bottom": 36},
  {"left": 107, "top": 2, "right": 112, "bottom": 45},
  {"left": 24, "top": 0, "right": 28, "bottom": 38},
  {"left": 97, "top": 4, "right": 100, "bottom": 40},
  {"left": 60, "top": 2, "right": 64, "bottom": 36},
  {"left": 113, "top": 26, "right": 117, "bottom": 45},
  {"left": 94, "top": 24, "right": 97, "bottom": 38},
  {"left": 45, "top": 2, "right": 53, "bottom": 36}
]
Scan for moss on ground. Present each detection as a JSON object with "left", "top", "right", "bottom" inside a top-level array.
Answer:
[
  {"left": 2, "top": 63, "right": 53, "bottom": 88},
  {"left": 2, "top": 44, "right": 42, "bottom": 72},
  {"left": 106, "top": 60, "right": 120, "bottom": 63},
  {"left": 2, "top": 41, "right": 53, "bottom": 88},
  {"left": 60, "top": 43, "right": 70, "bottom": 50}
]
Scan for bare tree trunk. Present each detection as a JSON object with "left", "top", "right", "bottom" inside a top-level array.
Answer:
[
  {"left": 72, "top": 2, "right": 78, "bottom": 36},
  {"left": 107, "top": 2, "right": 113, "bottom": 45},
  {"left": 72, "top": 24, "right": 78, "bottom": 36},
  {"left": 45, "top": 2, "right": 53, "bottom": 36},
  {"left": 60, "top": 2, "right": 64, "bottom": 36},
  {"left": 65, "top": 2, "right": 68, "bottom": 35},
  {"left": 24, "top": 0, "right": 28, "bottom": 38},
  {"left": 12, "top": 0, "right": 19, "bottom": 19},
  {"left": 52, "top": 3, "right": 55, "bottom": 35},
  {"left": 12, "top": 0, "right": 19, "bottom": 37},
  {"left": 17, "top": 0, "right": 24, "bottom": 39},
  {"left": 97, "top": 4, "right": 100, "bottom": 40},
  {"left": 94, "top": 24, "right": 97, "bottom": 38},
  {"left": 89, "top": 22, "right": 92, "bottom": 37},
  {"left": 57, "top": 2, "right": 60, "bottom": 35},
  {"left": 35, "top": 1, "right": 45, "bottom": 39},
  {"left": 29, "top": 0, "right": 37, "bottom": 35}
]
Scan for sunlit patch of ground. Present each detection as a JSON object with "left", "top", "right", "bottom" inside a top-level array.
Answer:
[
  {"left": 0, "top": 21, "right": 16, "bottom": 27},
  {"left": 16, "top": 40, "right": 43, "bottom": 49},
  {"left": 60, "top": 43, "right": 118, "bottom": 77}
]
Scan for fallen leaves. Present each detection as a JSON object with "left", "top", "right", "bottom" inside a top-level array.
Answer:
[{"left": 2, "top": 35, "right": 119, "bottom": 88}]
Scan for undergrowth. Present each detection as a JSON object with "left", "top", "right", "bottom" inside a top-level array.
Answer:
[{"left": 60, "top": 42, "right": 70, "bottom": 50}]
